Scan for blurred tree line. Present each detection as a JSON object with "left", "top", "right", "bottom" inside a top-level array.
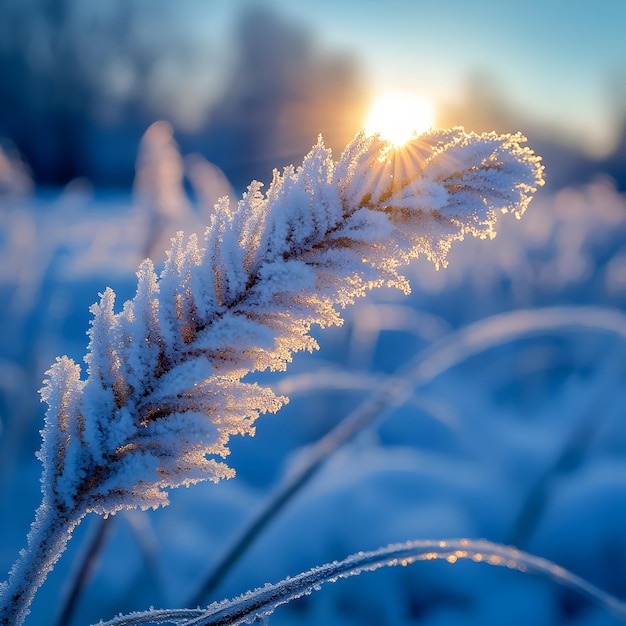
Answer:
[
  {"left": 1, "top": 0, "right": 624, "bottom": 193},
  {"left": 437, "top": 73, "right": 626, "bottom": 192},
  {"left": 0, "top": 0, "right": 367, "bottom": 190}
]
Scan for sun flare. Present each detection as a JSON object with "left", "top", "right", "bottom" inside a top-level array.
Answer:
[{"left": 365, "top": 92, "right": 435, "bottom": 146}]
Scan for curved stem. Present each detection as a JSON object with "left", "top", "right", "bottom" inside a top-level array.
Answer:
[
  {"left": 99, "top": 538, "right": 626, "bottom": 626},
  {"left": 0, "top": 502, "right": 81, "bottom": 626},
  {"left": 189, "top": 305, "right": 626, "bottom": 604}
]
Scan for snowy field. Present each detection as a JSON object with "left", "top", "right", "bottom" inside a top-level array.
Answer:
[{"left": 2, "top": 138, "right": 626, "bottom": 625}]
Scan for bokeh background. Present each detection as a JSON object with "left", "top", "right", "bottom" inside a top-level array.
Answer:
[{"left": 2, "top": 1, "right": 626, "bottom": 625}]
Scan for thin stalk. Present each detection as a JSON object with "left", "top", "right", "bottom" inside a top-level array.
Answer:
[
  {"left": 100, "top": 538, "right": 626, "bottom": 626},
  {"left": 0, "top": 503, "right": 82, "bottom": 626},
  {"left": 189, "top": 306, "right": 626, "bottom": 605},
  {"left": 54, "top": 516, "right": 115, "bottom": 626}
]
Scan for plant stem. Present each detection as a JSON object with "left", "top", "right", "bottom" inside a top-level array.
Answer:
[
  {"left": 0, "top": 502, "right": 81, "bottom": 626},
  {"left": 103, "top": 538, "right": 626, "bottom": 626},
  {"left": 54, "top": 516, "right": 114, "bottom": 626}
]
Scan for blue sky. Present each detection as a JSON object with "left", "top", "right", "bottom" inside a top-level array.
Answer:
[{"left": 206, "top": 0, "right": 626, "bottom": 157}]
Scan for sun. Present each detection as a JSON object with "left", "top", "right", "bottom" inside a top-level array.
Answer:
[{"left": 364, "top": 92, "right": 435, "bottom": 146}]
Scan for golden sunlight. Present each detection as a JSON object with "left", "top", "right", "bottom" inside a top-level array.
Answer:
[{"left": 365, "top": 92, "right": 435, "bottom": 146}]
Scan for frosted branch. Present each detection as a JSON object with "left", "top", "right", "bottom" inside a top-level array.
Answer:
[
  {"left": 0, "top": 128, "right": 543, "bottom": 625},
  {"left": 33, "top": 128, "right": 543, "bottom": 517}
]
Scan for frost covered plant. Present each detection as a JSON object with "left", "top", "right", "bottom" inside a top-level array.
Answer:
[{"left": 0, "top": 128, "right": 543, "bottom": 625}]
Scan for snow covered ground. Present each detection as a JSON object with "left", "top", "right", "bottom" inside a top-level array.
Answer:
[{"left": 2, "top": 144, "right": 626, "bottom": 625}]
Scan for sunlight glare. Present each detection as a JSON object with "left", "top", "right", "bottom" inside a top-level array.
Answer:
[{"left": 365, "top": 93, "right": 435, "bottom": 146}]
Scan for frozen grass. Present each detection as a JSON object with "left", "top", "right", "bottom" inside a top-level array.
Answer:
[{"left": 99, "top": 539, "right": 626, "bottom": 626}]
